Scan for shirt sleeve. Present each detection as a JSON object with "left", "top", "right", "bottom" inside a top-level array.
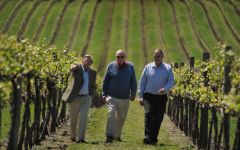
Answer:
[
  {"left": 164, "top": 67, "right": 175, "bottom": 92},
  {"left": 138, "top": 66, "right": 147, "bottom": 98},
  {"left": 130, "top": 65, "right": 137, "bottom": 97}
]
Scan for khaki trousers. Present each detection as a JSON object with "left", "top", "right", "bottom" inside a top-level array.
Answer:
[
  {"left": 69, "top": 95, "right": 92, "bottom": 141},
  {"left": 106, "top": 96, "right": 130, "bottom": 139}
]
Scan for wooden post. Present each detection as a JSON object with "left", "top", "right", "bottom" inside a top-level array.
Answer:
[
  {"left": 222, "top": 45, "right": 232, "bottom": 150},
  {"left": 174, "top": 62, "right": 179, "bottom": 68},
  {"left": 189, "top": 57, "right": 194, "bottom": 137},
  {"left": 190, "top": 57, "right": 194, "bottom": 68},
  {"left": 199, "top": 52, "right": 210, "bottom": 149},
  {"left": 180, "top": 62, "right": 185, "bottom": 67}
]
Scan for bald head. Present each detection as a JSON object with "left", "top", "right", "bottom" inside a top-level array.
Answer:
[
  {"left": 116, "top": 49, "right": 126, "bottom": 65},
  {"left": 116, "top": 49, "right": 126, "bottom": 57}
]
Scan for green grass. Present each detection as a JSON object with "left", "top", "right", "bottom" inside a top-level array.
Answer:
[
  {"left": 87, "top": 0, "right": 112, "bottom": 71},
  {"left": 174, "top": 1, "right": 202, "bottom": 59},
  {"left": 158, "top": 0, "right": 186, "bottom": 63},
  {"left": 54, "top": 0, "right": 81, "bottom": 50},
  {"left": 67, "top": 101, "right": 183, "bottom": 150},
  {"left": 1, "top": 106, "right": 11, "bottom": 143},
  {"left": 0, "top": 1, "right": 15, "bottom": 30},
  {"left": 38, "top": 1, "right": 65, "bottom": 44},
  {"left": 151, "top": 1, "right": 172, "bottom": 63},
  {"left": 128, "top": 0, "right": 144, "bottom": 79},
  {"left": 220, "top": 1, "right": 240, "bottom": 37},
  {"left": 85, "top": 1, "right": 108, "bottom": 66},
  {"left": 72, "top": 0, "right": 96, "bottom": 52},
  {"left": 0, "top": 103, "right": 35, "bottom": 143},
  {"left": 205, "top": 109, "right": 238, "bottom": 146},
  {"left": 188, "top": 0, "right": 218, "bottom": 56},
  {"left": 144, "top": 0, "right": 163, "bottom": 63},
  {"left": 7, "top": 1, "right": 33, "bottom": 36},
  {"left": 204, "top": 1, "right": 240, "bottom": 51},
  {"left": 107, "top": 0, "right": 125, "bottom": 66},
  {"left": 23, "top": 1, "right": 49, "bottom": 40}
]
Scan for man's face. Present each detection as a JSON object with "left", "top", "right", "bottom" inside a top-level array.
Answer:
[
  {"left": 82, "top": 57, "right": 92, "bottom": 68},
  {"left": 116, "top": 51, "right": 126, "bottom": 65},
  {"left": 154, "top": 51, "right": 164, "bottom": 63}
]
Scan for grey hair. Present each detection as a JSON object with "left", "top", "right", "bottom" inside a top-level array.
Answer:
[{"left": 154, "top": 48, "right": 164, "bottom": 55}]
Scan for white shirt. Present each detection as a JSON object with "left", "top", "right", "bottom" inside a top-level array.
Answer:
[{"left": 139, "top": 62, "right": 174, "bottom": 98}]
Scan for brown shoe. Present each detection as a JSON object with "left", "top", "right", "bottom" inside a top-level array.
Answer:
[{"left": 70, "top": 138, "right": 76, "bottom": 142}]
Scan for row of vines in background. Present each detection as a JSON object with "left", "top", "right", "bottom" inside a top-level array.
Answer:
[
  {"left": 168, "top": 43, "right": 240, "bottom": 150},
  {"left": 0, "top": 35, "right": 102, "bottom": 150},
  {"left": 172, "top": 44, "right": 239, "bottom": 113}
]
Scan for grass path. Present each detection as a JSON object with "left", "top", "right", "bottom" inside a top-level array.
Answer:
[{"left": 32, "top": 101, "right": 195, "bottom": 150}]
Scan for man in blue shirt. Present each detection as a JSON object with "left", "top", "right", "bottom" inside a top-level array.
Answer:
[
  {"left": 139, "top": 49, "right": 174, "bottom": 145},
  {"left": 102, "top": 50, "right": 137, "bottom": 143}
]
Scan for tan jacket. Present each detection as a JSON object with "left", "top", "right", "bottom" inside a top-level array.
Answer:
[{"left": 62, "top": 64, "right": 97, "bottom": 103}]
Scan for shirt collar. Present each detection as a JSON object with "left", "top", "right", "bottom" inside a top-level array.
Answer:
[
  {"left": 152, "top": 62, "right": 163, "bottom": 68},
  {"left": 81, "top": 64, "right": 89, "bottom": 72},
  {"left": 115, "top": 61, "right": 127, "bottom": 69}
]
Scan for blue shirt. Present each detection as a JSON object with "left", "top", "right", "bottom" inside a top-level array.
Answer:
[
  {"left": 102, "top": 62, "right": 137, "bottom": 99},
  {"left": 139, "top": 62, "right": 174, "bottom": 98},
  {"left": 79, "top": 65, "right": 89, "bottom": 95}
]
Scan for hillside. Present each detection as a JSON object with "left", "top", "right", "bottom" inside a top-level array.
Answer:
[{"left": 0, "top": 0, "right": 239, "bottom": 77}]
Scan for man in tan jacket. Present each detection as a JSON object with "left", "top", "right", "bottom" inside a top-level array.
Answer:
[{"left": 62, "top": 55, "right": 97, "bottom": 143}]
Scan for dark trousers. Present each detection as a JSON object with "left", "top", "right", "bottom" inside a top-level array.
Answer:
[{"left": 143, "top": 93, "right": 167, "bottom": 143}]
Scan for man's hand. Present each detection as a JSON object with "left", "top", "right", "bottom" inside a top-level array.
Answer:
[
  {"left": 159, "top": 88, "right": 165, "bottom": 95},
  {"left": 139, "top": 98, "right": 144, "bottom": 106},
  {"left": 130, "top": 96, "right": 135, "bottom": 101},
  {"left": 70, "top": 64, "right": 78, "bottom": 71},
  {"left": 102, "top": 96, "right": 107, "bottom": 103}
]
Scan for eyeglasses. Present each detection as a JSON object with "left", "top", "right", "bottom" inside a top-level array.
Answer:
[
  {"left": 154, "top": 55, "right": 161, "bottom": 58},
  {"left": 116, "top": 56, "right": 125, "bottom": 58}
]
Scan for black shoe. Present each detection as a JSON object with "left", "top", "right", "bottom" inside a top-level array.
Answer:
[
  {"left": 143, "top": 138, "right": 151, "bottom": 144},
  {"left": 105, "top": 137, "right": 113, "bottom": 143},
  {"left": 151, "top": 139, "right": 158, "bottom": 145},
  {"left": 143, "top": 138, "right": 157, "bottom": 145},
  {"left": 78, "top": 139, "right": 87, "bottom": 143}
]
